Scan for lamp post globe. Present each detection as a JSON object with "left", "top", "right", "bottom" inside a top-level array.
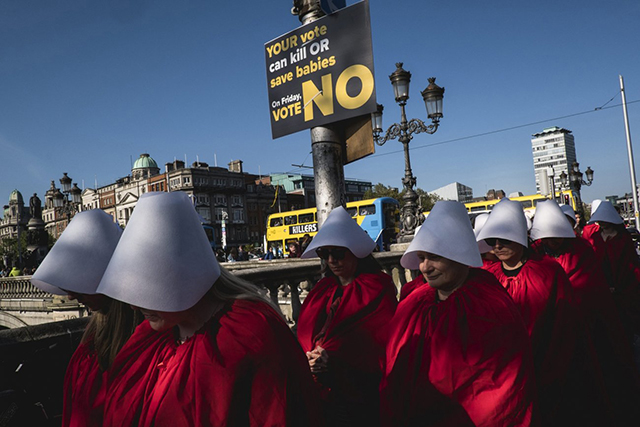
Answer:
[{"left": 372, "top": 63, "right": 445, "bottom": 243}]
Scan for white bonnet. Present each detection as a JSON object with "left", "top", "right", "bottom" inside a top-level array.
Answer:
[
  {"left": 588, "top": 200, "right": 623, "bottom": 225},
  {"left": 476, "top": 198, "right": 528, "bottom": 247},
  {"left": 401, "top": 201, "right": 482, "bottom": 269},
  {"left": 32, "top": 209, "right": 122, "bottom": 295},
  {"left": 301, "top": 206, "right": 376, "bottom": 259},
  {"left": 530, "top": 199, "right": 576, "bottom": 240},
  {"left": 97, "top": 191, "right": 221, "bottom": 312}
]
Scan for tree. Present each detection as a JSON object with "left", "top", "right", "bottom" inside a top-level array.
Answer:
[
  {"left": 364, "top": 183, "right": 400, "bottom": 201},
  {"left": 416, "top": 188, "right": 441, "bottom": 212},
  {"left": 0, "top": 233, "right": 28, "bottom": 269},
  {"left": 365, "top": 183, "right": 441, "bottom": 212}
]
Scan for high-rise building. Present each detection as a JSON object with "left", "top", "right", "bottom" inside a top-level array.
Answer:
[{"left": 531, "top": 126, "right": 577, "bottom": 193}]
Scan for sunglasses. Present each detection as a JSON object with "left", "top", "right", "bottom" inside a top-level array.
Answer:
[
  {"left": 316, "top": 247, "right": 347, "bottom": 260},
  {"left": 484, "top": 238, "right": 514, "bottom": 247}
]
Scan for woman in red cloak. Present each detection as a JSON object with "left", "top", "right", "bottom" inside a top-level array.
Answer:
[
  {"left": 382, "top": 201, "right": 535, "bottom": 427},
  {"left": 477, "top": 198, "right": 594, "bottom": 426},
  {"left": 296, "top": 206, "right": 398, "bottom": 427},
  {"left": 97, "top": 191, "right": 320, "bottom": 427},
  {"left": 530, "top": 199, "right": 640, "bottom": 425},
  {"left": 582, "top": 201, "right": 640, "bottom": 342},
  {"left": 31, "top": 210, "right": 142, "bottom": 427}
]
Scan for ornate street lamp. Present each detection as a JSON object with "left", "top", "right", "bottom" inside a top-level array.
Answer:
[
  {"left": 561, "top": 162, "right": 594, "bottom": 214},
  {"left": 54, "top": 173, "right": 82, "bottom": 232},
  {"left": 372, "top": 62, "right": 445, "bottom": 243}
]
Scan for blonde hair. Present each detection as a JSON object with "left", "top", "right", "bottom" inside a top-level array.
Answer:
[{"left": 81, "top": 298, "right": 143, "bottom": 370}]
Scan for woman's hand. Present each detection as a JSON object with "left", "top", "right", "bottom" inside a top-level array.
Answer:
[{"left": 306, "top": 346, "right": 329, "bottom": 373}]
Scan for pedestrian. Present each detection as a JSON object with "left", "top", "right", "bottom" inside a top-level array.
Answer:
[
  {"left": 9, "top": 265, "right": 21, "bottom": 276},
  {"left": 297, "top": 206, "right": 397, "bottom": 427},
  {"left": 31, "top": 209, "right": 142, "bottom": 427},
  {"left": 300, "top": 234, "right": 312, "bottom": 252},
  {"left": 477, "top": 198, "right": 582, "bottom": 426},
  {"left": 530, "top": 199, "right": 640, "bottom": 425},
  {"left": 382, "top": 201, "right": 535, "bottom": 427},
  {"left": 287, "top": 241, "right": 301, "bottom": 258},
  {"left": 582, "top": 200, "right": 640, "bottom": 372},
  {"left": 98, "top": 191, "right": 320, "bottom": 427}
]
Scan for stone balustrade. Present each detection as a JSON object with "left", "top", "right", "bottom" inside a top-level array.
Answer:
[
  {"left": 225, "top": 251, "right": 415, "bottom": 325},
  {"left": 0, "top": 252, "right": 416, "bottom": 328}
]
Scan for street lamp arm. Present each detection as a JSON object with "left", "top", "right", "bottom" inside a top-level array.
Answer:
[
  {"left": 406, "top": 117, "right": 440, "bottom": 136},
  {"left": 374, "top": 122, "right": 403, "bottom": 146}
]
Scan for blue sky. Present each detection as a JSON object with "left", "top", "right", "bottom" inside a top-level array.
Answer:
[{"left": 1, "top": 0, "right": 639, "bottom": 208}]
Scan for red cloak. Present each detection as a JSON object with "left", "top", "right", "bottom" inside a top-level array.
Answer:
[
  {"left": 399, "top": 275, "right": 426, "bottom": 302},
  {"left": 381, "top": 268, "right": 535, "bottom": 427},
  {"left": 484, "top": 253, "right": 585, "bottom": 426},
  {"left": 583, "top": 224, "right": 640, "bottom": 336},
  {"left": 296, "top": 271, "right": 398, "bottom": 424},
  {"left": 104, "top": 299, "right": 320, "bottom": 427},
  {"left": 62, "top": 340, "right": 106, "bottom": 427},
  {"left": 532, "top": 238, "right": 640, "bottom": 425}
]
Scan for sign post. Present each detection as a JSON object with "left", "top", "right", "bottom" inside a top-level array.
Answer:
[{"left": 265, "top": 0, "right": 376, "bottom": 227}]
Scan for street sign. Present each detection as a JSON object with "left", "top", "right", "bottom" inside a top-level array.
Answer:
[{"left": 265, "top": 0, "right": 376, "bottom": 139}]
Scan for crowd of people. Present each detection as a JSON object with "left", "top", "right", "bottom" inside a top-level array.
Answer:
[{"left": 28, "top": 192, "right": 640, "bottom": 426}]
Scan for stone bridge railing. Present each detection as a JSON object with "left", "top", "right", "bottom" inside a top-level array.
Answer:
[
  {"left": 0, "top": 251, "right": 415, "bottom": 328},
  {"left": 222, "top": 251, "right": 414, "bottom": 324}
]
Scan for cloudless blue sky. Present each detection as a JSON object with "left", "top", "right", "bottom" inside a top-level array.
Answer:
[{"left": 1, "top": 0, "right": 639, "bottom": 208}]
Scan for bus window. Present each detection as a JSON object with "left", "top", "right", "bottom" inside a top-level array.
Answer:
[
  {"left": 270, "top": 217, "right": 283, "bottom": 227},
  {"left": 470, "top": 206, "right": 489, "bottom": 212},
  {"left": 346, "top": 207, "right": 357, "bottom": 217},
  {"left": 284, "top": 215, "right": 297, "bottom": 225},
  {"left": 359, "top": 205, "right": 376, "bottom": 216},
  {"left": 299, "top": 213, "right": 314, "bottom": 223}
]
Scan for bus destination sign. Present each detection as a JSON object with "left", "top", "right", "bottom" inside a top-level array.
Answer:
[
  {"left": 289, "top": 223, "right": 318, "bottom": 235},
  {"left": 265, "top": 0, "right": 376, "bottom": 139}
]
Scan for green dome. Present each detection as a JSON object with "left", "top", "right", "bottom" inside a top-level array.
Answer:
[
  {"left": 9, "top": 189, "right": 23, "bottom": 204},
  {"left": 133, "top": 153, "right": 158, "bottom": 170}
]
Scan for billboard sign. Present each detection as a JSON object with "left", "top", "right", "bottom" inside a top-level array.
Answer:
[{"left": 265, "top": 0, "right": 376, "bottom": 139}]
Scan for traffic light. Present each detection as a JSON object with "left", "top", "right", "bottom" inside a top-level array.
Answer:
[{"left": 563, "top": 194, "right": 570, "bottom": 205}]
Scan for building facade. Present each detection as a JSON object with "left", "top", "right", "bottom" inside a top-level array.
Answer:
[
  {"left": 430, "top": 182, "right": 473, "bottom": 202},
  {"left": 531, "top": 126, "right": 577, "bottom": 194},
  {"left": 269, "top": 173, "right": 372, "bottom": 208}
]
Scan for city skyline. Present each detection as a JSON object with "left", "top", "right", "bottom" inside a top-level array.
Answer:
[{"left": 2, "top": 0, "right": 640, "bottom": 207}]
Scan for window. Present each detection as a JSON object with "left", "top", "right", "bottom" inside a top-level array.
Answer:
[
  {"left": 346, "top": 207, "right": 357, "bottom": 217},
  {"left": 214, "top": 194, "right": 226, "bottom": 205},
  {"left": 270, "top": 217, "right": 283, "bottom": 227},
  {"left": 299, "top": 213, "right": 314, "bottom": 223},
  {"left": 233, "top": 209, "right": 244, "bottom": 222},
  {"left": 284, "top": 215, "right": 297, "bottom": 225},
  {"left": 231, "top": 195, "right": 243, "bottom": 206},
  {"left": 359, "top": 204, "right": 376, "bottom": 216}
]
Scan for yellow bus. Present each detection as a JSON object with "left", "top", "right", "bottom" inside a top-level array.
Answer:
[
  {"left": 425, "top": 190, "right": 578, "bottom": 218},
  {"left": 266, "top": 197, "right": 400, "bottom": 256}
]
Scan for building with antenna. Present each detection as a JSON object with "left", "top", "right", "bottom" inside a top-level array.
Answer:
[{"left": 531, "top": 126, "right": 577, "bottom": 193}]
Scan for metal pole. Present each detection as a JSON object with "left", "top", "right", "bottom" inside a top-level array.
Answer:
[
  {"left": 311, "top": 126, "right": 345, "bottom": 227},
  {"left": 299, "top": 1, "right": 345, "bottom": 228},
  {"left": 620, "top": 75, "right": 640, "bottom": 229}
]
